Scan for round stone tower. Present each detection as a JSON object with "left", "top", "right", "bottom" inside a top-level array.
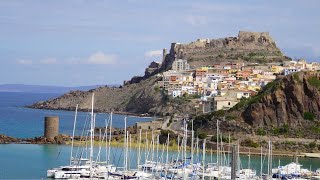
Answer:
[{"left": 44, "top": 116, "right": 59, "bottom": 138}]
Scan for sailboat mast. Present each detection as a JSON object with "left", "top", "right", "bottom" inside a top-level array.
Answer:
[
  {"left": 267, "top": 140, "right": 271, "bottom": 178},
  {"left": 107, "top": 112, "right": 113, "bottom": 166},
  {"left": 191, "top": 119, "right": 194, "bottom": 165},
  {"left": 260, "top": 146, "right": 263, "bottom": 177},
  {"left": 166, "top": 133, "right": 169, "bottom": 165},
  {"left": 90, "top": 93, "right": 94, "bottom": 170},
  {"left": 183, "top": 119, "right": 187, "bottom": 180},
  {"left": 70, "top": 104, "right": 78, "bottom": 165},
  {"left": 202, "top": 139, "right": 206, "bottom": 180},
  {"left": 137, "top": 128, "right": 142, "bottom": 169},
  {"left": 216, "top": 120, "right": 219, "bottom": 167},
  {"left": 124, "top": 117, "right": 127, "bottom": 173}
]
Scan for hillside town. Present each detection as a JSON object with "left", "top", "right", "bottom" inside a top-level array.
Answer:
[{"left": 154, "top": 48, "right": 320, "bottom": 113}]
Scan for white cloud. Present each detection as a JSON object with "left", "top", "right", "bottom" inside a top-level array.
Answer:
[
  {"left": 185, "top": 15, "right": 208, "bottom": 26},
  {"left": 87, "top": 52, "right": 116, "bottom": 65},
  {"left": 40, "top": 58, "right": 57, "bottom": 64},
  {"left": 144, "top": 50, "right": 162, "bottom": 58},
  {"left": 17, "top": 59, "right": 32, "bottom": 65}
]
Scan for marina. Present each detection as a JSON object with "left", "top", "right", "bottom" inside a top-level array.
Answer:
[{"left": 43, "top": 94, "right": 320, "bottom": 179}]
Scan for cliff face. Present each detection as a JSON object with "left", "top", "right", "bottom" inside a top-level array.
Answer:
[{"left": 243, "top": 71, "right": 320, "bottom": 127}]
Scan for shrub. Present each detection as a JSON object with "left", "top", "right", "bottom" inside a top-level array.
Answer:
[
  {"left": 197, "top": 132, "right": 207, "bottom": 139},
  {"left": 226, "top": 115, "right": 236, "bottom": 120},
  {"left": 308, "top": 77, "right": 320, "bottom": 89},
  {"left": 283, "top": 141, "right": 296, "bottom": 146},
  {"left": 273, "top": 124, "right": 289, "bottom": 135},
  {"left": 154, "top": 85, "right": 160, "bottom": 92},
  {"left": 304, "top": 112, "right": 315, "bottom": 121},
  {"left": 240, "top": 138, "right": 259, "bottom": 148},
  {"left": 293, "top": 73, "right": 301, "bottom": 83},
  {"left": 311, "top": 126, "right": 320, "bottom": 134},
  {"left": 256, "top": 128, "right": 266, "bottom": 136},
  {"left": 309, "top": 142, "right": 317, "bottom": 149},
  {"left": 211, "top": 135, "right": 232, "bottom": 143},
  {"left": 212, "top": 110, "right": 226, "bottom": 117}
]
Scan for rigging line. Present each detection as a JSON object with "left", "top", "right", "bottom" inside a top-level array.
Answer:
[
  {"left": 115, "top": 147, "right": 125, "bottom": 168},
  {"left": 74, "top": 111, "right": 90, "bottom": 161}
]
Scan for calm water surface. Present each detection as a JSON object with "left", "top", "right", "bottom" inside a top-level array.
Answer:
[{"left": 0, "top": 92, "right": 153, "bottom": 138}]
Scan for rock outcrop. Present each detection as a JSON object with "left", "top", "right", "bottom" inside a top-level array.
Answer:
[
  {"left": 192, "top": 71, "right": 320, "bottom": 139},
  {"left": 127, "top": 31, "right": 289, "bottom": 84},
  {"left": 243, "top": 71, "right": 320, "bottom": 127},
  {"left": 170, "top": 31, "right": 286, "bottom": 68}
]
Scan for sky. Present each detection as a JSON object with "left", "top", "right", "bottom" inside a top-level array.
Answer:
[{"left": 0, "top": 0, "right": 319, "bottom": 86}]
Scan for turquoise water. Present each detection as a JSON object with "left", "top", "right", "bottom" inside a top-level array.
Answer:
[
  {"left": 1, "top": 144, "right": 320, "bottom": 179},
  {"left": 0, "top": 92, "right": 153, "bottom": 138}
]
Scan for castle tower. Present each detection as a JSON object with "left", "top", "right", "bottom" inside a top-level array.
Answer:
[{"left": 162, "top": 48, "right": 167, "bottom": 61}]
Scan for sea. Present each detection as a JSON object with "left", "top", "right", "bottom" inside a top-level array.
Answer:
[{"left": 0, "top": 92, "right": 319, "bottom": 179}]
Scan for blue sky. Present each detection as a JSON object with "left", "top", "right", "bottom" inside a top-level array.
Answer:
[{"left": 0, "top": 0, "right": 319, "bottom": 86}]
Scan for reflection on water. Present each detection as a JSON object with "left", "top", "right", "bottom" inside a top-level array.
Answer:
[{"left": 0, "top": 144, "right": 320, "bottom": 179}]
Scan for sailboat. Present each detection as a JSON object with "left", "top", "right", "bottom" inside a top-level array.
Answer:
[{"left": 47, "top": 93, "right": 116, "bottom": 179}]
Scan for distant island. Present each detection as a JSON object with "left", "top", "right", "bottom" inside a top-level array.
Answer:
[{"left": 0, "top": 84, "right": 118, "bottom": 94}]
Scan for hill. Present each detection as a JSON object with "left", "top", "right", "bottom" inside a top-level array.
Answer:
[
  {"left": 29, "top": 77, "right": 198, "bottom": 116},
  {"left": 128, "top": 31, "right": 290, "bottom": 84},
  {"left": 0, "top": 84, "right": 110, "bottom": 94}
]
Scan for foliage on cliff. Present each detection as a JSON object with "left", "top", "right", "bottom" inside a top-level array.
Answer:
[{"left": 193, "top": 71, "right": 320, "bottom": 139}]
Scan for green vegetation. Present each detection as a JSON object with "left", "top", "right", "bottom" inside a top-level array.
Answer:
[
  {"left": 240, "top": 138, "right": 259, "bottom": 148},
  {"left": 197, "top": 132, "right": 207, "bottom": 139},
  {"left": 309, "top": 142, "right": 317, "bottom": 149},
  {"left": 242, "top": 52, "right": 269, "bottom": 63},
  {"left": 212, "top": 110, "right": 226, "bottom": 117},
  {"left": 256, "top": 127, "right": 267, "bottom": 136},
  {"left": 191, "top": 113, "right": 211, "bottom": 131},
  {"left": 282, "top": 141, "right": 297, "bottom": 146},
  {"left": 272, "top": 124, "right": 289, "bottom": 135},
  {"left": 154, "top": 85, "right": 160, "bottom": 92},
  {"left": 225, "top": 115, "right": 236, "bottom": 120},
  {"left": 231, "top": 80, "right": 281, "bottom": 110},
  {"left": 304, "top": 112, "right": 315, "bottom": 121},
  {"left": 191, "top": 110, "right": 228, "bottom": 131},
  {"left": 293, "top": 73, "right": 301, "bottom": 83},
  {"left": 211, "top": 135, "right": 233, "bottom": 143},
  {"left": 161, "top": 89, "right": 169, "bottom": 102},
  {"left": 308, "top": 76, "right": 320, "bottom": 89},
  {"left": 183, "top": 93, "right": 201, "bottom": 99},
  {"left": 310, "top": 126, "right": 320, "bottom": 134}
]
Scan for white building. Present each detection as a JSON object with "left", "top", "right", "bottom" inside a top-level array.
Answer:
[
  {"left": 283, "top": 68, "right": 300, "bottom": 76},
  {"left": 172, "top": 90, "right": 182, "bottom": 97},
  {"left": 172, "top": 59, "right": 190, "bottom": 72}
]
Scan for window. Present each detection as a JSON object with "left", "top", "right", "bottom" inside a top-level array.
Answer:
[{"left": 228, "top": 102, "right": 231, "bottom": 105}]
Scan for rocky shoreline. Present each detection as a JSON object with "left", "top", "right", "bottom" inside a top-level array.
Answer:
[
  {"left": 25, "top": 105, "right": 152, "bottom": 118},
  {"left": 1, "top": 133, "right": 320, "bottom": 158}
]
